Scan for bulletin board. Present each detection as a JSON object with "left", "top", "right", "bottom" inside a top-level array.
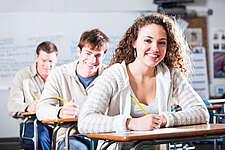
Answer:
[
  {"left": 182, "top": 16, "right": 209, "bottom": 99},
  {"left": 182, "top": 16, "right": 209, "bottom": 68}
]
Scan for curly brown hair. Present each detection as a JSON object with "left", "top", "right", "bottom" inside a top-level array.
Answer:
[{"left": 109, "top": 13, "right": 191, "bottom": 77}]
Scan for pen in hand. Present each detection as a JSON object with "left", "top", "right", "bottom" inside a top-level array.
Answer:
[
  {"left": 53, "top": 95, "right": 68, "bottom": 103},
  {"left": 54, "top": 96, "right": 79, "bottom": 119},
  {"left": 131, "top": 95, "right": 148, "bottom": 115},
  {"left": 32, "top": 92, "right": 39, "bottom": 102},
  {"left": 129, "top": 95, "right": 163, "bottom": 130}
]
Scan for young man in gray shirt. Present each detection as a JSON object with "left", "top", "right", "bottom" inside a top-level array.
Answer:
[{"left": 8, "top": 41, "right": 58, "bottom": 150}]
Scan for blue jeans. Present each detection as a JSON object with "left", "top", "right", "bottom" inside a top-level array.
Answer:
[
  {"left": 57, "top": 136, "right": 96, "bottom": 150},
  {"left": 20, "top": 122, "right": 52, "bottom": 150}
]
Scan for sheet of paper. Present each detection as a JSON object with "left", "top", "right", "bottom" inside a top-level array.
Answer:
[{"left": 113, "top": 128, "right": 193, "bottom": 136}]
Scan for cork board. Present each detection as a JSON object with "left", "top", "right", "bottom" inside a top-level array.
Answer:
[{"left": 182, "top": 16, "right": 209, "bottom": 75}]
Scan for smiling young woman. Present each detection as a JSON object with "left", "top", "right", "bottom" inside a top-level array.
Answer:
[{"left": 78, "top": 13, "right": 209, "bottom": 149}]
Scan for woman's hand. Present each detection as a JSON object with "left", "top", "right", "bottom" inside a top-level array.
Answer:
[
  {"left": 159, "top": 114, "right": 167, "bottom": 127},
  {"left": 59, "top": 99, "right": 79, "bottom": 119},
  {"left": 126, "top": 114, "right": 162, "bottom": 131}
]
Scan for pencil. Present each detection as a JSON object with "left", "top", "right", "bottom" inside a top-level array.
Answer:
[
  {"left": 53, "top": 95, "right": 68, "bottom": 103},
  {"left": 32, "top": 93, "right": 38, "bottom": 102},
  {"left": 131, "top": 95, "right": 148, "bottom": 115}
]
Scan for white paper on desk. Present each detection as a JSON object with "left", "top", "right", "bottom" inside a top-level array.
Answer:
[{"left": 115, "top": 128, "right": 193, "bottom": 136}]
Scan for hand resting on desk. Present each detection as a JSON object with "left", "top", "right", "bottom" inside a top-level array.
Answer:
[
  {"left": 126, "top": 114, "right": 167, "bottom": 131},
  {"left": 59, "top": 99, "right": 79, "bottom": 119}
]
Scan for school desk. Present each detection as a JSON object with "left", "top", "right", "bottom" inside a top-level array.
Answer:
[
  {"left": 209, "top": 99, "right": 225, "bottom": 104},
  {"left": 20, "top": 112, "right": 38, "bottom": 150},
  {"left": 86, "top": 124, "right": 225, "bottom": 150},
  {"left": 206, "top": 104, "right": 223, "bottom": 110},
  {"left": 206, "top": 104, "right": 223, "bottom": 124},
  {"left": 42, "top": 118, "right": 78, "bottom": 150}
]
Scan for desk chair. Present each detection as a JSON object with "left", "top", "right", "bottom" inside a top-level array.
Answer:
[
  {"left": 56, "top": 118, "right": 98, "bottom": 150},
  {"left": 171, "top": 100, "right": 223, "bottom": 150},
  {"left": 203, "top": 99, "right": 214, "bottom": 123},
  {"left": 42, "top": 118, "right": 78, "bottom": 150},
  {"left": 198, "top": 100, "right": 224, "bottom": 150},
  {"left": 18, "top": 112, "right": 39, "bottom": 150},
  {"left": 214, "top": 103, "right": 225, "bottom": 150},
  {"left": 214, "top": 103, "right": 225, "bottom": 124}
]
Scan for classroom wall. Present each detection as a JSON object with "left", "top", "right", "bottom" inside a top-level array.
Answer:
[
  {"left": 0, "top": 0, "right": 224, "bottom": 138},
  {"left": 0, "top": 0, "right": 157, "bottom": 12},
  {"left": 0, "top": 0, "right": 158, "bottom": 139},
  {"left": 0, "top": 90, "right": 19, "bottom": 137},
  {"left": 206, "top": 0, "right": 225, "bottom": 98}
]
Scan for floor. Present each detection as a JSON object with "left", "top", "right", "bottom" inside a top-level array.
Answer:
[
  {"left": 0, "top": 142, "right": 21, "bottom": 150},
  {"left": 0, "top": 140, "right": 224, "bottom": 150}
]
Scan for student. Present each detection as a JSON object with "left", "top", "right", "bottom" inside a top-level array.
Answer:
[
  {"left": 36, "top": 29, "right": 109, "bottom": 150},
  {"left": 78, "top": 13, "right": 209, "bottom": 135},
  {"left": 8, "top": 41, "right": 58, "bottom": 150}
]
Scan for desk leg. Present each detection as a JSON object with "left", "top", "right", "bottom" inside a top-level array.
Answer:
[
  {"left": 213, "top": 110, "right": 217, "bottom": 150},
  {"left": 98, "top": 141, "right": 115, "bottom": 150},
  {"left": 33, "top": 119, "right": 38, "bottom": 150},
  {"left": 90, "top": 139, "right": 95, "bottom": 150},
  {"left": 170, "top": 142, "right": 177, "bottom": 150},
  {"left": 65, "top": 124, "right": 76, "bottom": 150},
  {"left": 52, "top": 126, "right": 61, "bottom": 150},
  {"left": 130, "top": 141, "right": 153, "bottom": 150},
  {"left": 21, "top": 117, "right": 29, "bottom": 139}
]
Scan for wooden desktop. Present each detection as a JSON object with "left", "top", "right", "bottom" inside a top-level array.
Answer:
[{"left": 87, "top": 124, "right": 225, "bottom": 150}]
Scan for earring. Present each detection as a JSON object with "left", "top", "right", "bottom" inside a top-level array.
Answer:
[{"left": 134, "top": 48, "right": 137, "bottom": 58}]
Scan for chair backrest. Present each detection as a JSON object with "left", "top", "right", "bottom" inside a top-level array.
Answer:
[
  {"left": 202, "top": 99, "right": 214, "bottom": 123},
  {"left": 222, "top": 103, "right": 225, "bottom": 124}
]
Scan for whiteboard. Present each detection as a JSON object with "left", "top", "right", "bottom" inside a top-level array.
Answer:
[{"left": 0, "top": 12, "right": 139, "bottom": 89}]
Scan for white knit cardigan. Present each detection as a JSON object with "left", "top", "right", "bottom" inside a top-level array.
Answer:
[{"left": 78, "top": 61, "right": 209, "bottom": 133}]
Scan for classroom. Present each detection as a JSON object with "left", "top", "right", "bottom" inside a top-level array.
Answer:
[{"left": 0, "top": 0, "right": 225, "bottom": 150}]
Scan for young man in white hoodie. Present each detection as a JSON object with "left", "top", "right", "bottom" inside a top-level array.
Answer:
[{"left": 36, "top": 29, "right": 109, "bottom": 150}]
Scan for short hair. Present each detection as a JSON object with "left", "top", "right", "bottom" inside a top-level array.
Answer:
[
  {"left": 36, "top": 41, "right": 58, "bottom": 55},
  {"left": 78, "top": 29, "right": 109, "bottom": 52}
]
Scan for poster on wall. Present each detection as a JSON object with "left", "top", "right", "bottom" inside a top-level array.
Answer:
[
  {"left": 212, "top": 29, "right": 225, "bottom": 79},
  {"left": 213, "top": 51, "right": 225, "bottom": 78},
  {"left": 212, "top": 29, "right": 225, "bottom": 51},
  {"left": 190, "top": 47, "right": 209, "bottom": 100},
  {"left": 185, "top": 28, "right": 203, "bottom": 47}
]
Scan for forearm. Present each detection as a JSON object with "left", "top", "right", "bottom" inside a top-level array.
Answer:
[
  {"left": 78, "top": 78, "right": 128, "bottom": 133},
  {"left": 36, "top": 102, "right": 61, "bottom": 120},
  {"left": 170, "top": 70, "right": 209, "bottom": 126},
  {"left": 8, "top": 101, "right": 29, "bottom": 117},
  {"left": 163, "top": 107, "right": 209, "bottom": 127},
  {"left": 79, "top": 109, "right": 128, "bottom": 133},
  {"left": 8, "top": 92, "right": 29, "bottom": 117},
  {"left": 36, "top": 70, "right": 63, "bottom": 120}
]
